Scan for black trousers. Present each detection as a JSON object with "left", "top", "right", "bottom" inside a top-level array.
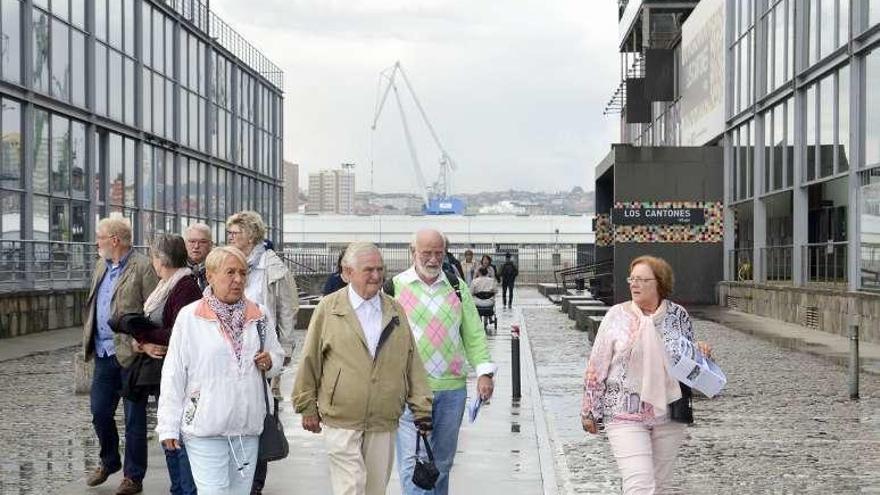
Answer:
[{"left": 502, "top": 282, "right": 514, "bottom": 307}]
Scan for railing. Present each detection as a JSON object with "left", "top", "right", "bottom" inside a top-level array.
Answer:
[
  {"left": 803, "top": 241, "right": 848, "bottom": 287},
  {"left": 277, "top": 250, "right": 336, "bottom": 276},
  {"left": 282, "top": 243, "right": 593, "bottom": 285},
  {"left": 729, "top": 248, "right": 754, "bottom": 281},
  {"left": 862, "top": 242, "right": 880, "bottom": 291},
  {"left": 553, "top": 259, "right": 608, "bottom": 291},
  {"left": 762, "top": 245, "right": 793, "bottom": 282},
  {"left": 0, "top": 241, "right": 146, "bottom": 293},
  {"left": 163, "top": 0, "right": 284, "bottom": 90}
]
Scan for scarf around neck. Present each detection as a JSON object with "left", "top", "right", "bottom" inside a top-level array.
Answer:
[
  {"left": 624, "top": 300, "right": 681, "bottom": 416},
  {"left": 143, "top": 267, "right": 193, "bottom": 316},
  {"left": 204, "top": 286, "right": 248, "bottom": 363}
]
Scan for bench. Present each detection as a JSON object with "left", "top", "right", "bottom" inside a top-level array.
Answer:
[
  {"left": 537, "top": 283, "right": 566, "bottom": 297},
  {"left": 560, "top": 295, "right": 598, "bottom": 314}
]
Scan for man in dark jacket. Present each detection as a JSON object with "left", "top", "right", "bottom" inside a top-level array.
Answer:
[{"left": 500, "top": 252, "right": 519, "bottom": 309}]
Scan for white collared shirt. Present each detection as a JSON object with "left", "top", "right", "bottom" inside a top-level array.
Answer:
[{"left": 348, "top": 285, "right": 384, "bottom": 358}]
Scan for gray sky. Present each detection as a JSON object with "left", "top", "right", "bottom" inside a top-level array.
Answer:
[{"left": 210, "top": 0, "right": 619, "bottom": 194}]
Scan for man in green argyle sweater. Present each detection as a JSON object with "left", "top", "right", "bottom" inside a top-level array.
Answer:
[{"left": 391, "top": 229, "right": 497, "bottom": 495}]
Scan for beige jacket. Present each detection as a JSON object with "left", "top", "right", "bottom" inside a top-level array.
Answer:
[
  {"left": 82, "top": 249, "right": 159, "bottom": 367},
  {"left": 292, "top": 289, "right": 433, "bottom": 432}
]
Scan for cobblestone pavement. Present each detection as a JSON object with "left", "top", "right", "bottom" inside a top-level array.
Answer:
[
  {"left": 4, "top": 289, "right": 880, "bottom": 494},
  {"left": 0, "top": 348, "right": 97, "bottom": 495},
  {"left": 520, "top": 290, "right": 880, "bottom": 494}
]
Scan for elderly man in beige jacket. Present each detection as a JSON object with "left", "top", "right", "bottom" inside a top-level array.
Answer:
[{"left": 293, "top": 242, "right": 433, "bottom": 495}]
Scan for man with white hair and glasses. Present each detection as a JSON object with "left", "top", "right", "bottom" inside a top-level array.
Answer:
[{"left": 389, "top": 229, "right": 497, "bottom": 495}]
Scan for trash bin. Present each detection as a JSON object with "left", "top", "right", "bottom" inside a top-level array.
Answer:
[{"left": 575, "top": 278, "right": 585, "bottom": 291}]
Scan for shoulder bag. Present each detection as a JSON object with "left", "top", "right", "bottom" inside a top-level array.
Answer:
[{"left": 257, "top": 319, "right": 290, "bottom": 462}]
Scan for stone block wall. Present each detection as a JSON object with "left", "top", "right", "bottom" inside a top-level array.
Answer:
[
  {"left": 717, "top": 282, "right": 880, "bottom": 344},
  {"left": 0, "top": 289, "right": 88, "bottom": 339}
]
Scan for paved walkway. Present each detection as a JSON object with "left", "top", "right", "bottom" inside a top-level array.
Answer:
[{"left": 54, "top": 298, "right": 548, "bottom": 495}]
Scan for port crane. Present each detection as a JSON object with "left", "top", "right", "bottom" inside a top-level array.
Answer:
[{"left": 370, "top": 61, "right": 465, "bottom": 215}]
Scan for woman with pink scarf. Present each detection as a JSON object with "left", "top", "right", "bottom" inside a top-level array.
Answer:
[{"left": 581, "top": 255, "right": 712, "bottom": 494}]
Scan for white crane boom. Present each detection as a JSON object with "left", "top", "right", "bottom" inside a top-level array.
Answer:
[{"left": 370, "top": 61, "right": 458, "bottom": 205}]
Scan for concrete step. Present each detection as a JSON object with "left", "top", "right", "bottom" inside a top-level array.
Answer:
[
  {"left": 537, "top": 283, "right": 565, "bottom": 297},
  {"left": 296, "top": 304, "right": 316, "bottom": 329},
  {"left": 560, "top": 296, "right": 598, "bottom": 314},
  {"left": 567, "top": 300, "right": 607, "bottom": 320}
]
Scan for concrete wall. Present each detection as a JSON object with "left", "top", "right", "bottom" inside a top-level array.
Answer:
[
  {"left": 0, "top": 289, "right": 88, "bottom": 339},
  {"left": 616, "top": 244, "right": 724, "bottom": 305},
  {"left": 718, "top": 282, "right": 880, "bottom": 344},
  {"left": 609, "top": 145, "right": 725, "bottom": 305}
]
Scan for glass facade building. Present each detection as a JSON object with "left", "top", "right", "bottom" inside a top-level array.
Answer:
[
  {"left": 725, "top": 0, "right": 880, "bottom": 292},
  {"left": 0, "top": 0, "right": 284, "bottom": 249}
]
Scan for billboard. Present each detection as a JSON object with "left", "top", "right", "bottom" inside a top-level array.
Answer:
[{"left": 680, "top": 0, "right": 725, "bottom": 146}]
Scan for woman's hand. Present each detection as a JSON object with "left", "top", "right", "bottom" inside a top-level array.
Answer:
[
  {"left": 161, "top": 438, "right": 181, "bottom": 450},
  {"left": 253, "top": 351, "right": 272, "bottom": 371},
  {"left": 141, "top": 343, "right": 168, "bottom": 359},
  {"left": 697, "top": 340, "right": 713, "bottom": 359},
  {"left": 581, "top": 415, "right": 598, "bottom": 435}
]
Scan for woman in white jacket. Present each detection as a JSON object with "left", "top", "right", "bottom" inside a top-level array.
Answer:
[{"left": 157, "top": 246, "right": 284, "bottom": 495}]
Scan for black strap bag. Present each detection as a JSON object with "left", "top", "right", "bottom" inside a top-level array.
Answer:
[
  {"left": 257, "top": 320, "right": 289, "bottom": 462},
  {"left": 412, "top": 431, "right": 440, "bottom": 490}
]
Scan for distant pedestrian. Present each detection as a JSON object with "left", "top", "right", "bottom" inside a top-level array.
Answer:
[
  {"left": 322, "top": 249, "right": 348, "bottom": 295},
  {"left": 184, "top": 223, "right": 213, "bottom": 291},
  {"left": 293, "top": 242, "right": 433, "bottom": 495},
  {"left": 82, "top": 217, "right": 158, "bottom": 495},
  {"left": 390, "top": 229, "right": 497, "bottom": 495},
  {"left": 442, "top": 236, "right": 464, "bottom": 280},
  {"left": 461, "top": 249, "right": 477, "bottom": 285},
  {"left": 581, "top": 255, "right": 714, "bottom": 494},
  {"left": 477, "top": 254, "right": 497, "bottom": 281},
  {"left": 157, "top": 246, "right": 284, "bottom": 495},
  {"left": 499, "top": 252, "right": 518, "bottom": 308},
  {"left": 226, "top": 211, "right": 298, "bottom": 494}
]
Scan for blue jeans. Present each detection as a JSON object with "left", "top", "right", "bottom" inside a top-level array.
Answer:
[
  {"left": 164, "top": 443, "right": 197, "bottom": 495},
  {"left": 89, "top": 355, "right": 148, "bottom": 481},
  {"left": 396, "top": 387, "right": 467, "bottom": 495},
  {"left": 185, "top": 436, "right": 259, "bottom": 495}
]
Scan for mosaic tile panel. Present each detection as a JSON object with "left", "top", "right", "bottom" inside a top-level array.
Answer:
[
  {"left": 595, "top": 213, "right": 613, "bottom": 247},
  {"left": 612, "top": 201, "right": 723, "bottom": 244}
]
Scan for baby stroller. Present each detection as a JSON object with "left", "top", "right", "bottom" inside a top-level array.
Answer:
[{"left": 473, "top": 291, "right": 498, "bottom": 333}]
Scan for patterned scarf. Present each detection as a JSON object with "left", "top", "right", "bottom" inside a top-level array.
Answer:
[
  {"left": 204, "top": 286, "right": 247, "bottom": 363},
  {"left": 624, "top": 300, "right": 681, "bottom": 416}
]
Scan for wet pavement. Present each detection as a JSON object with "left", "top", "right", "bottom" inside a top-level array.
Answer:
[
  {"left": 4, "top": 288, "right": 880, "bottom": 494},
  {"left": 21, "top": 300, "right": 545, "bottom": 495},
  {"left": 519, "top": 288, "right": 880, "bottom": 494}
]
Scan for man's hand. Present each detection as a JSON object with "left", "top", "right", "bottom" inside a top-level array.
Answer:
[
  {"left": 141, "top": 343, "right": 168, "bottom": 359},
  {"left": 414, "top": 417, "right": 432, "bottom": 433},
  {"left": 161, "top": 438, "right": 181, "bottom": 450},
  {"left": 302, "top": 415, "right": 322, "bottom": 434},
  {"left": 477, "top": 374, "right": 494, "bottom": 401}
]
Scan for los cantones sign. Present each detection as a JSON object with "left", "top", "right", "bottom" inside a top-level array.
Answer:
[{"left": 611, "top": 207, "right": 706, "bottom": 226}]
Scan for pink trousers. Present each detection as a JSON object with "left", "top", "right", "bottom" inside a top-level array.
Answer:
[{"left": 605, "top": 421, "right": 687, "bottom": 495}]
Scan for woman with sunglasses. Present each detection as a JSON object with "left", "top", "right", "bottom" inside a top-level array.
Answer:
[{"left": 581, "top": 255, "right": 713, "bottom": 494}]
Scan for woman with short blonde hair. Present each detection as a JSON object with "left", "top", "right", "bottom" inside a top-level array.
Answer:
[{"left": 157, "top": 245, "right": 284, "bottom": 494}]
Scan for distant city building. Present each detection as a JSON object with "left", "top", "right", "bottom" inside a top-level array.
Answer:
[
  {"left": 306, "top": 165, "right": 355, "bottom": 214},
  {"left": 283, "top": 161, "right": 300, "bottom": 214}
]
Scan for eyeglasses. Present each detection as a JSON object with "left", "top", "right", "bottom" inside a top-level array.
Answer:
[
  {"left": 626, "top": 277, "right": 656, "bottom": 285},
  {"left": 226, "top": 230, "right": 242, "bottom": 238}
]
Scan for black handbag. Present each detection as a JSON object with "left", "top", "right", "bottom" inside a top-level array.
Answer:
[
  {"left": 412, "top": 431, "right": 440, "bottom": 490},
  {"left": 668, "top": 383, "right": 694, "bottom": 424},
  {"left": 256, "top": 321, "right": 289, "bottom": 462}
]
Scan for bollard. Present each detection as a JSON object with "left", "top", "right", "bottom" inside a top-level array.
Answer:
[
  {"left": 849, "top": 323, "right": 859, "bottom": 400},
  {"left": 511, "top": 324, "right": 521, "bottom": 399}
]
